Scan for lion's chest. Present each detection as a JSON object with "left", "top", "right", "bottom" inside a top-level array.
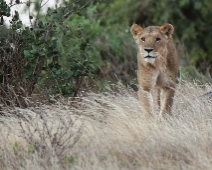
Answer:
[{"left": 156, "top": 70, "right": 174, "bottom": 88}]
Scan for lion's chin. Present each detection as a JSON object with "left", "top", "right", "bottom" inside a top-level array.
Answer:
[
  {"left": 144, "top": 55, "right": 156, "bottom": 59},
  {"left": 144, "top": 56, "right": 157, "bottom": 63},
  {"left": 144, "top": 58, "right": 156, "bottom": 63}
]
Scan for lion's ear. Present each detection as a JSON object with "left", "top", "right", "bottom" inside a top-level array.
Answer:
[
  {"left": 160, "top": 24, "right": 174, "bottom": 36},
  {"left": 130, "top": 24, "right": 143, "bottom": 37}
]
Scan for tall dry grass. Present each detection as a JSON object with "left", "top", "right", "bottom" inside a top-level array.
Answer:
[{"left": 0, "top": 80, "right": 212, "bottom": 170}]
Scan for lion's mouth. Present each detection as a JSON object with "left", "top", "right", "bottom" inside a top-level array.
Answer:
[{"left": 144, "top": 55, "right": 157, "bottom": 58}]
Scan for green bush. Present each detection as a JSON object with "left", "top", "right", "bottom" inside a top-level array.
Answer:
[{"left": 0, "top": 0, "right": 100, "bottom": 106}]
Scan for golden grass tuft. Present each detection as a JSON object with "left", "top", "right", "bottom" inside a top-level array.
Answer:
[{"left": 0, "top": 81, "right": 212, "bottom": 169}]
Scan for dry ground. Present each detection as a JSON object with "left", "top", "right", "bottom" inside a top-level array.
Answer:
[{"left": 0, "top": 81, "right": 212, "bottom": 170}]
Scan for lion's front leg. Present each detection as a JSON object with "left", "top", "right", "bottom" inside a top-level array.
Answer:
[
  {"left": 159, "top": 86, "right": 175, "bottom": 117},
  {"left": 138, "top": 88, "right": 154, "bottom": 118},
  {"left": 156, "top": 88, "right": 161, "bottom": 111},
  {"left": 137, "top": 68, "right": 158, "bottom": 118}
]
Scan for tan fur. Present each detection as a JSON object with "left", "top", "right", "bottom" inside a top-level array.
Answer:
[{"left": 130, "top": 23, "right": 178, "bottom": 117}]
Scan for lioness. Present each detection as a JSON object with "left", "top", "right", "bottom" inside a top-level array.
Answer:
[{"left": 130, "top": 23, "right": 178, "bottom": 117}]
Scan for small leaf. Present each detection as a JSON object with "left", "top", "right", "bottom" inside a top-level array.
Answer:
[
  {"left": 30, "top": 49, "right": 38, "bottom": 54},
  {"left": 62, "top": 71, "right": 74, "bottom": 79},
  {"left": 28, "top": 144, "right": 34, "bottom": 153},
  {"left": 14, "top": 141, "right": 19, "bottom": 148},
  {"left": 56, "top": 69, "right": 62, "bottom": 75},
  {"left": 0, "top": 16, "right": 4, "bottom": 25},
  {"left": 24, "top": 50, "right": 30, "bottom": 57}
]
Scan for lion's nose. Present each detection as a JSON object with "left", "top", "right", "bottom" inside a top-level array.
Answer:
[{"left": 144, "top": 48, "right": 153, "bottom": 53}]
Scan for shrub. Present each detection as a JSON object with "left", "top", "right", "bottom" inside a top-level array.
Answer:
[{"left": 0, "top": 0, "right": 100, "bottom": 106}]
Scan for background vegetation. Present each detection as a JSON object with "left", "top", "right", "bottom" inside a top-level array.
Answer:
[{"left": 0, "top": 0, "right": 212, "bottom": 104}]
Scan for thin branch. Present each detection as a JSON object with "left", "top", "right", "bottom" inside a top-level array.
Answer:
[
  {"left": 9, "top": 1, "right": 26, "bottom": 8},
  {"left": 28, "top": 0, "right": 33, "bottom": 26},
  {"left": 9, "top": 2, "right": 26, "bottom": 8},
  {"left": 79, "top": 0, "right": 93, "bottom": 10},
  {"left": 36, "top": 0, "right": 43, "bottom": 20},
  {"left": 41, "top": 0, "right": 50, "bottom": 8},
  {"left": 63, "top": 0, "right": 93, "bottom": 18}
]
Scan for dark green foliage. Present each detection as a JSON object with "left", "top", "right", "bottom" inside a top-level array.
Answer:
[
  {"left": 0, "top": 0, "right": 10, "bottom": 17},
  {"left": 0, "top": 0, "right": 99, "bottom": 106}
]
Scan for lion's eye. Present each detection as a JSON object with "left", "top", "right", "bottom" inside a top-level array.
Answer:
[
  {"left": 141, "top": 37, "right": 145, "bottom": 42},
  {"left": 156, "top": 38, "right": 161, "bottom": 42}
]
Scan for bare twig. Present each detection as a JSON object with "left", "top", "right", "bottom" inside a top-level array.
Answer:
[
  {"left": 41, "top": 0, "right": 50, "bottom": 8},
  {"left": 63, "top": 0, "right": 93, "bottom": 18}
]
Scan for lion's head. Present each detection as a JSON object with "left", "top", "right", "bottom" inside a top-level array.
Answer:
[{"left": 130, "top": 24, "right": 174, "bottom": 64}]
